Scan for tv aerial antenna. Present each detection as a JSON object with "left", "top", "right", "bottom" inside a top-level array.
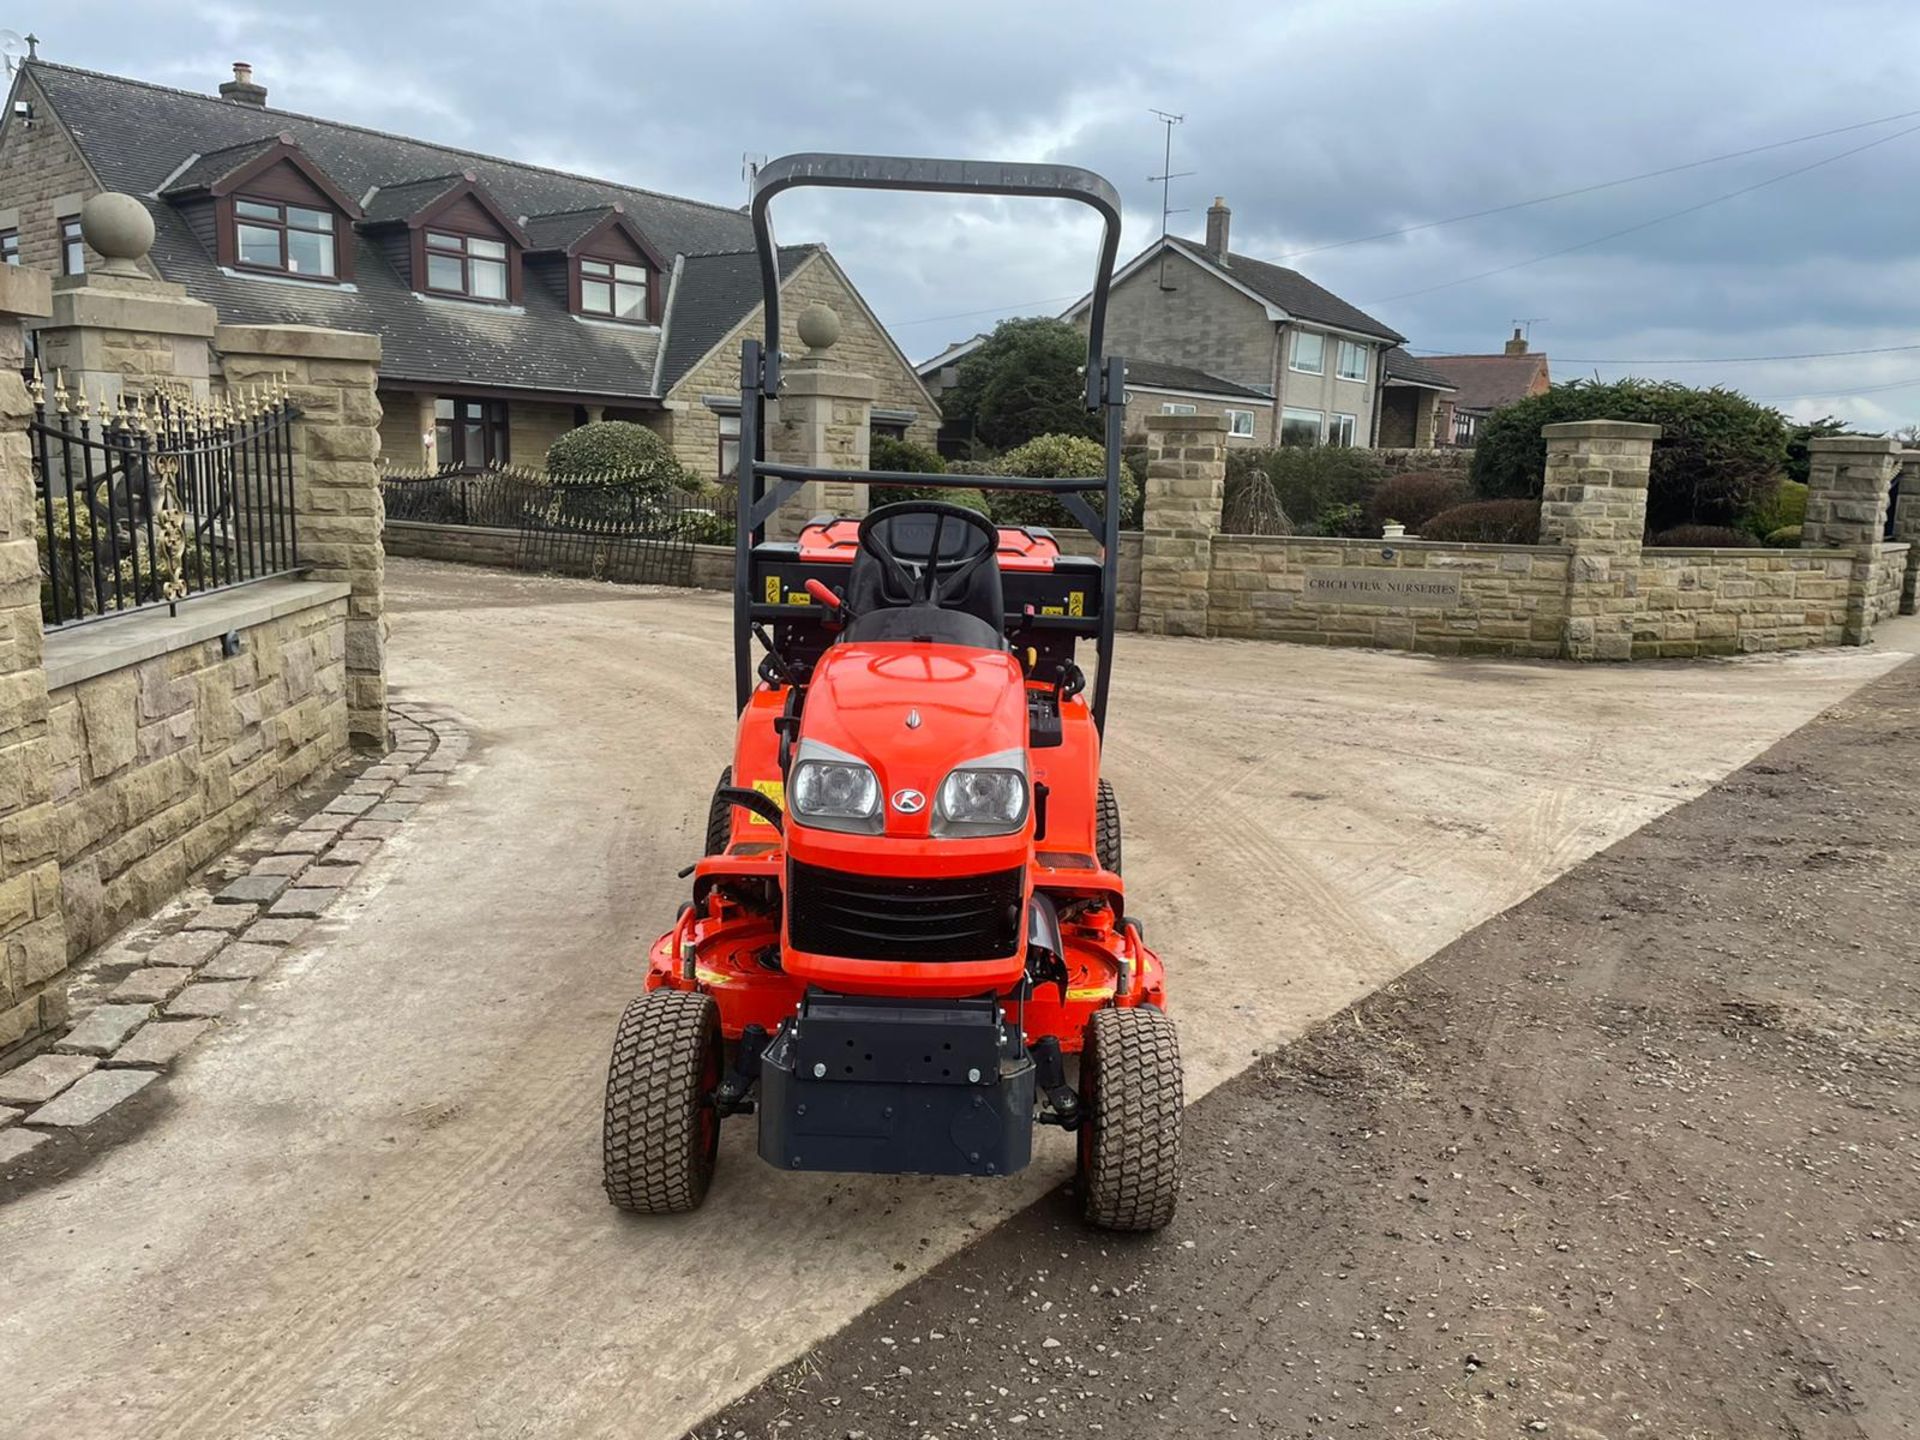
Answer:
[
  {"left": 0, "top": 32, "right": 33, "bottom": 77},
  {"left": 1148, "top": 108, "right": 1192, "bottom": 291},
  {"left": 742, "top": 152, "right": 768, "bottom": 203},
  {"left": 1512, "top": 316, "right": 1549, "bottom": 341}
]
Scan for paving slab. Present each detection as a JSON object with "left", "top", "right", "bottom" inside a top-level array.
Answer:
[
  {"left": 322, "top": 793, "right": 378, "bottom": 817},
  {"left": 345, "top": 820, "right": 402, "bottom": 842},
  {"left": 295, "top": 811, "right": 353, "bottom": 835},
  {"left": 326, "top": 840, "right": 382, "bottom": 865},
  {"left": 27, "top": 1068, "right": 159, "bottom": 1128},
  {"left": 0, "top": 1053, "right": 99, "bottom": 1106},
  {"left": 106, "top": 1019, "right": 215, "bottom": 1070},
  {"left": 185, "top": 904, "right": 256, "bottom": 932},
  {"left": 243, "top": 919, "right": 312, "bottom": 946},
  {"left": 269, "top": 888, "right": 340, "bottom": 918},
  {"left": 250, "top": 853, "right": 315, "bottom": 877},
  {"left": 306, "top": 862, "right": 362, "bottom": 889},
  {"left": 147, "top": 930, "right": 230, "bottom": 968},
  {"left": 0, "top": 1128, "right": 47, "bottom": 1165},
  {"left": 107, "top": 967, "right": 197, "bottom": 1004},
  {"left": 399, "top": 771, "right": 448, "bottom": 787},
  {"left": 52, "top": 1004, "right": 150, "bottom": 1056},
  {"left": 345, "top": 778, "right": 393, "bottom": 797},
  {"left": 199, "top": 943, "right": 283, "bottom": 981},
  {"left": 274, "top": 831, "right": 335, "bottom": 855},
  {"left": 362, "top": 803, "right": 418, "bottom": 822},
  {"left": 165, "top": 982, "right": 249, "bottom": 1019},
  {"left": 216, "top": 873, "right": 291, "bottom": 905}
]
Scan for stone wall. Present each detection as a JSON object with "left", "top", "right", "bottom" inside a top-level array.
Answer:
[
  {"left": 1207, "top": 537, "right": 1571, "bottom": 656},
  {"left": 511, "top": 399, "right": 578, "bottom": 469},
  {"left": 1377, "top": 447, "right": 1473, "bottom": 476},
  {"left": 1632, "top": 549, "right": 1852, "bottom": 656},
  {"left": 0, "top": 73, "right": 119, "bottom": 277},
  {"left": 664, "top": 251, "right": 939, "bottom": 480},
  {"left": 1866, "top": 542, "right": 1907, "bottom": 626},
  {"left": 48, "top": 589, "right": 349, "bottom": 955},
  {"left": 1089, "top": 246, "right": 1276, "bottom": 393},
  {"left": 384, "top": 520, "right": 521, "bottom": 569}
]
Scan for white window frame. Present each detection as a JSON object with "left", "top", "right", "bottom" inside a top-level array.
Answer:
[
  {"left": 717, "top": 412, "right": 742, "bottom": 477},
  {"left": 1223, "top": 408, "right": 1255, "bottom": 437},
  {"left": 1328, "top": 412, "right": 1358, "bottom": 446},
  {"left": 1280, "top": 406, "right": 1325, "bottom": 447},
  {"left": 1159, "top": 402, "right": 1198, "bottom": 415},
  {"left": 1335, "top": 340, "right": 1367, "bottom": 382},
  {"left": 1290, "top": 330, "right": 1325, "bottom": 375}
]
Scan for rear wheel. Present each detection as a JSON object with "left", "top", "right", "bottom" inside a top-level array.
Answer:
[
  {"left": 603, "top": 990, "right": 723, "bottom": 1214},
  {"left": 704, "top": 766, "right": 734, "bottom": 855},
  {"left": 1096, "top": 778, "right": 1123, "bottom": 874},
  {"left": 1076, "top": 1006, "right": 1182, "bottom": 1231}
]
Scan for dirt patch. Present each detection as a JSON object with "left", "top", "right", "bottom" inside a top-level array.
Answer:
[{"left": 696, "top": 659, "right": 1920, "bottom": 1440}]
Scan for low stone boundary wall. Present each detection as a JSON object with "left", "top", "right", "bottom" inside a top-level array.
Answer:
[
  {"left": 1867, "top": 542, "right": 1906, "bottom": 626},
  {"left": 43, "top": 581, "right": 351, "bottom": 957},
  {"left": 1208, "top": 536, "right": 1571, "bottom": 657},
  {"left": 1633, "top": 549, "right": 1853, "bottom": 656}
]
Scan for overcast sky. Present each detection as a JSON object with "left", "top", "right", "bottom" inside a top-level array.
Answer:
[{"left": 19, "top": 0, "right": 1920, "bottom": 426}]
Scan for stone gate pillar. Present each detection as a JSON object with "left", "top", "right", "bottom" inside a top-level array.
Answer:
[
  {"left": 215, "top": 325, "right": 388, "bottom": 749},
  {"left": 765, "top": 304, "right": 872, "bottom": 542},
  {"left": 1803, "top": 435, "right": 1900, "bottom": 644},
  {"left": 0, "top": 264, "right": 64, "bottom": 1058},
  {"left": 1136, "top": 413, "right": 1227, "bottom": 637},
  {"left": 34, "top": 194, "right": 216, "bottom": 410},
  {"left": 1537, "top": 420, "right": 1661, "bottom": 660}
]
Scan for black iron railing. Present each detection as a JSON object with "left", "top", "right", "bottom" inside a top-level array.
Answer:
[{"left": 30, "top": 369, "right": 302, "bottom": 629}]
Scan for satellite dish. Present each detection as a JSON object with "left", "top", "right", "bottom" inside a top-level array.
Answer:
[{"left": 0, "top": 32, "right": 27, "bottom": 77}]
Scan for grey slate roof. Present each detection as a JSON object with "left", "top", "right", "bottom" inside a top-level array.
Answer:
[
  {"left": 521, "top": 207, "right": 619, "bottom": 254},
  {"left": 1167, "top": 236, "right": 1404, "bottom": 344},
  {"left": 359, "top": 175, "right": 469, "bottom": 225},
  {"left": 659, "top": 245, "right": 817, "bottom": 393},
  {"left": 1382, "top": 346, "right": 1458, "bottom": 391},
  {"left": 1124, "top": 358, "right": 1270, "bottom": 400},
  {"left": 25, "top": 61, "right": 800, "bottom": 402},
  {"left": 161, "top": 136, "right": 282, "bottom": 194}
]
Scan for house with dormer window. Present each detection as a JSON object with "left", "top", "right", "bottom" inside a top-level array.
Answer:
[{"left": 0, "top": 58, "right": 940, "bottom": 476}]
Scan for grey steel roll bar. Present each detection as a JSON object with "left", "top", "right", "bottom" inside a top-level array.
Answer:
[{"left": 735, "top": 152, "right": 1128, "bottom": 734}]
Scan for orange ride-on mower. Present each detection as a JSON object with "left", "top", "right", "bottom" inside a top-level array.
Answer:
[{"left": 601, "top": 154, "right": 1182, "bottom": 1231}]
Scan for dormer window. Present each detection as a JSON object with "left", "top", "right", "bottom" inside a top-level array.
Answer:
[
  {"left": 425, "top": 230, "right": 510, "bottom": 301},
  {"left": 234, "top": 197, "right": 338, "bottom": 279},
  {"left": 579, "top": 257, "right": 648, "bottom": 321}
]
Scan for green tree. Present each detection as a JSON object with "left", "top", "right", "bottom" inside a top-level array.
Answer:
[
  {"left": 868, "top": 435, "right": 989, "bottom": 514},
  {"left": 1469, "top": 379, "right": 1789, "bottom": 533},
  {"left": 545, "top": 421, "right": 697, "bottom": 493},
  {"left": 1784, "top": 415, "right": 1849, "bottom": 486},
  {"left": 989, "top": 432, "right": 1141, "bottom": 530},
  {"left": 943, "top": 317, "right": 1098, "bottom": 453}
]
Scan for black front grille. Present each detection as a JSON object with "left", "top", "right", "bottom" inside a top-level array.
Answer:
[{"left": 788, "top": 861, "right": 1025, "bottom": 961}]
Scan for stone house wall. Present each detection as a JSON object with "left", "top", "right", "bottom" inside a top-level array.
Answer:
[
  {"left": 663, "top": 252, "right": 940, "bottom": 481},
  {"left": 1207, "top": 537, "right": 1571, "bottom": 657},
  {"left": 0, "top": 74, "right": 117, "bottom": 276},
  {"left": 1867, "top": 542, "right": 1907, "bottom": 625},
  {"left": 1122, "top": 391, "right": 1270, "bottom": 446},
  {"left": 48, "top": 593, "right": 348, "bottom": 954},
  {"left": 1376, "top": 447, "right": 1473, "bottom": 476},
  {"left": 1088, "top": 246, "right": 1275, "bottom": 393},
  {"left": 1632, "top": 550, "right": 1851, "bottom": 656}
]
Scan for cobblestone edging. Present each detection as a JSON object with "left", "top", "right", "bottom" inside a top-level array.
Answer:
[{"left": 0, "top": 704, "right": 466, "bottom": 1164}]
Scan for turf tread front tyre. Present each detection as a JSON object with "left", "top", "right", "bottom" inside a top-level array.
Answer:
[
  {"left": 603, "top": 990, "right": 721, "bottom": 1214},
  {"left": 1078, "top": 1006, "right": 1182, "bottom": 1232},
  {"left": 1096, "top": 778, "right": 1122, "bottom": 875},
  {"left": 704, "top": 766, "right": 734, "bottom": 855}
]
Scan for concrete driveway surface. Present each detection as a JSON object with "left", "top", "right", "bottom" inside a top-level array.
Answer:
[{"left": 3, "top": 557, "right": 1915, "bottom": 1439}]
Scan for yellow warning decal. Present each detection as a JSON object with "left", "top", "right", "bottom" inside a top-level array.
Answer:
[
  {"left": 1068, "top": 590, "right": 1085, "bottom": 617},
  {"left": 749, "top": 778, "right": 785, "bottom": 826},
  {"left": 764, "top": 574, "right": 781, "bottom": 604},
  {"left": 1041, "top": 605, "right": 1064, "bottom": 616},
  {"left": 787, "top": 591, "right": 812, "bottom": 604}
]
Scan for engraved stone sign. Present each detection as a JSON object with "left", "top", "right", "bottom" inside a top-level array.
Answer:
[{"left": 1303, "top": 567, "right": 1462, "bottom": 608}]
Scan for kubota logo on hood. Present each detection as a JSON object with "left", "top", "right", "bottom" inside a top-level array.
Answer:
[{"left": 890, "top": 788, "right": 926, "bottom": 814}]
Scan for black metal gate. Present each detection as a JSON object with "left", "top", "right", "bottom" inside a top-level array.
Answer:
[
  {"left": 30, "top": 369, "right": 301, "bottom": 628},
  {"left": 515, "top": 482, "right": 709, "bottom": 587}
]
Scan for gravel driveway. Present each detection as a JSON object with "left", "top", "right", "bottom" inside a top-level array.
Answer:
[{"left": 0, "top": 560, "right": 1912, "bottom": 1439}]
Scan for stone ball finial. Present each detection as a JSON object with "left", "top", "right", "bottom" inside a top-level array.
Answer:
[
  {"left": 80, "top": 193, "right": 155, "bottom": 266},
  {"left": 796, "top": 302, "right": 842, "bottom": 353}
]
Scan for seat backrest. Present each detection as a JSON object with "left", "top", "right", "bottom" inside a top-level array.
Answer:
[{"left": 846, "top": 514, "right": 1004, "bottom": 640}]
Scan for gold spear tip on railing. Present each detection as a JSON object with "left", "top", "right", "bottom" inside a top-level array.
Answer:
[
  {"left": 52, "top": 367, "right": 70, "bottom": 415},
  {"left": 27, "top": 357, "right": 44, "bottom": 407}
]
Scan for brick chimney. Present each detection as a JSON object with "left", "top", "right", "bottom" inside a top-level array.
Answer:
[
  {"left": 220, "top": 61, "right": 268, "bottom": 107},
  {"left": 1504, "top": 326, "right": 1528, "bottom": 356},
  {"left": 1205, "top": 196, "right": 1231, "bottom": 263}
]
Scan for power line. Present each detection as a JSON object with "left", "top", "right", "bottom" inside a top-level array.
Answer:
[
  {"left": 1751, "top": 372, "right": 1920, "bottom": 402},
  {"left": 887, "top": 103, "right": 1920, "bottom": 332},
  {"left": 1407, "top": 341, "right": 1920, "bottom": 365},
  {"left": 1364, "top": 118, "right": 1920, "bottom": 306}
]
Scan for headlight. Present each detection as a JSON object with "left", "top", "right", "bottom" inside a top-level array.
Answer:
[
  {"left": 789, "top": 742, "right": 882, "bottom": 834},
  {"left": 932, "top": 750, "right": 1029, "bottom": 837}
]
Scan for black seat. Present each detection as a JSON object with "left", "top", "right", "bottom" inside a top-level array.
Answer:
[{"left": 843, "top": 511, "right": 1005, "bottom": 649}]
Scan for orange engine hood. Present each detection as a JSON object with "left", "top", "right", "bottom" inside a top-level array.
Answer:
[{"left": 794, "top": 641, "right": 1028, "bottom": 842}]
